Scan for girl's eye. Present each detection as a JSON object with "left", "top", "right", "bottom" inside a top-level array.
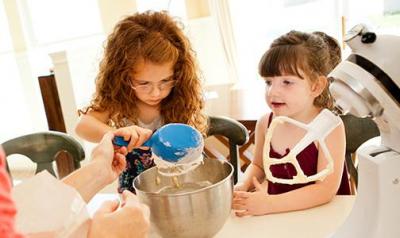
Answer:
[
  {"left": 265, "top": 80, "right": 272, "bottom": 86},
  {"left": 138, "top": 82, "right": 149, "bottom": 86},
  {"left": 283, "top": 80, "right": 293, "bottom": 85},
  {"left": 161, "top": 76, "right": 174, "bottom": 83}
]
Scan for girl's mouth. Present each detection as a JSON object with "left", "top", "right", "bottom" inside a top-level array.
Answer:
[
  {"left": 149, "top": 99, "right": 161, "bottom": 103},
  {"left": 271, "top": 102, "right": 286, "bottom": 108}
]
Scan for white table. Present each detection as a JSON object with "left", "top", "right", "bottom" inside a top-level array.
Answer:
[{"left": 88, "top": 194, "right": 355, "bottom": 238}]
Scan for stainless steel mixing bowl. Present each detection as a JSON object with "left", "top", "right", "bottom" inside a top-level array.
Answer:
[{"left": 133, "top": 157, "right": 233, "bottom": 238}]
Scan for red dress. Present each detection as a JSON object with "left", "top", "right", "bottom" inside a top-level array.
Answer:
[{"left": 266, "top": 113, "right": 351, "bottom": 195}]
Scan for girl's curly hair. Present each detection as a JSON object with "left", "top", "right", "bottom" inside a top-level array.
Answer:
[{"left": 82, "top": 11, "right": 208, "bottom": 135}]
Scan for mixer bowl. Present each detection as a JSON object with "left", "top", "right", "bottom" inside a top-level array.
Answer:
[{"left": 133, "top": 157, "right": 233, "bottom": 238}]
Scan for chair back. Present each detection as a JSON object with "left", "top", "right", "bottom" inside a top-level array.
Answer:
[
  {"left": 2, "top": 131, "right": 85, "bottom": 180},
  {"left": 206, "top": 116, "right": 249, "bottom": 184},
  {"left": 341, "top": 114, "right": 380, "bottom": 188}
]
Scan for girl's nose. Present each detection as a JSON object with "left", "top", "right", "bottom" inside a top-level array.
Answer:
[
  {"left": 266, "top": 82, "right": 279, "bottom": 96},
  {"left": 150, "top": 85, "right": 162, "bottom": 96}
]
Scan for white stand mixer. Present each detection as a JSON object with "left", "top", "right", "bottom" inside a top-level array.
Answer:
[{"left": 329, "top": 24, "right": 400, "bottom": 238}]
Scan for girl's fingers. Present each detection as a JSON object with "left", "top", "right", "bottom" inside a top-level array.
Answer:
[
  {"left": 113, "top": 126, "right": 152, "bottom": 150},
  {"left": 114, "top": 129, "right": 130, "bottom": 141},
  {"left": 135, "top": 130, "right": 149, "bottom": 147},
  {"left": 232, "top": 196, "right": 247, "bottom": 203},
  {"left": 233, "top": 191, "right": 250, "bottom": 199},
  {"left": 235, "top": 210, "right": 249, "bottom": 217},
  {"left": 136, "top": 129, "right": 152, "bottom": 147},
  {"left": 232, "top": 201, "right": 247, "bottom": 210},
  {"left": 127, "top": 130, "right": 139, "bottom": 151}
]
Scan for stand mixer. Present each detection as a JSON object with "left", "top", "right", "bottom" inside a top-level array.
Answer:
[{"left": 328, "top": 24, "right": 400, "bottom": 238}]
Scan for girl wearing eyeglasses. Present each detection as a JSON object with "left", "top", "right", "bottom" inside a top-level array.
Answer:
[{"left": 75, "top": 11, "right": 207, "bottom": 193}]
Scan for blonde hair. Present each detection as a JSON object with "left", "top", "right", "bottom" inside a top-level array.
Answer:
[
  {"left": 81, "top": 11, "right": 208, "bottom": 135},
  {"left": 258, "top": 30, "right": 334, "bottom": 109}
]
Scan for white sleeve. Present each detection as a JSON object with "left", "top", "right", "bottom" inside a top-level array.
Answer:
[{"left": 12, "top": 171, "right": 90, "bottom": 238}]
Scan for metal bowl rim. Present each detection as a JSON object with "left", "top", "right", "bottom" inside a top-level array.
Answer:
[{"left": 133, "top": 159, "right": 234, "bottom": 197}]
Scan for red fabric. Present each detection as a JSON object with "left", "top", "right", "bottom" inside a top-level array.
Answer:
[
  {"left": 266, "top": 114, "right": 351, "bottom": 195},
  {"left": 0, "top": 146, "right": 25, "bottom": 238}
]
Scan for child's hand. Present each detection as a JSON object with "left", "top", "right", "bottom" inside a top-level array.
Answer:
[
  {"left": 234, "top": 182, "right": 249, "bottom": 192},
  {"left": 232, "top": 177, "right": 269, "bottom": 217},
  {"left": 114, "top": 126, "right": 152, "bottom": 152}
]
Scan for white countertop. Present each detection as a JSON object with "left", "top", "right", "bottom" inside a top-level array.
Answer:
[
  {"left": 88, "top": 194, "right": 355, "bottom": 238},
  {"left": 216, "top": 195, "right": 354, "bottom": 238}
]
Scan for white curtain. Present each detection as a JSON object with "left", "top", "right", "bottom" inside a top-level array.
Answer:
[{"left": 209, "top": 0, "right": 239, "bottom": 84}]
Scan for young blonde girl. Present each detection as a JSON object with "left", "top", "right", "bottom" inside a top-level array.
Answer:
[
  {"left": 232, "top": 30, "right": 350, "bottom": 216},
  {"left": 76, "top": 11, "right": 207, "bottom": 192}
]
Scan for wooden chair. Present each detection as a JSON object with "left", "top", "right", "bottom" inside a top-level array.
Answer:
[
  {"left": 341, "top": 114, "right": 380, "bottom": 193},
  {"left": 237, "top": 120, "right": 257, "bottom": 171},
  {"left": 205, "top": 116, "right": 249, "bottom": 184},
  {"left": 2, "top": 131, "right": 85, "bottom": 183}
]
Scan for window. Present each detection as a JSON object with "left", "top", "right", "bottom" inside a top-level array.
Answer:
[
  {"left": 21, "top": 0, "right": 102, "bottom": 46},
  {"left": 0, "top": 0, "right": 106, "bottom": 142},
  {"left": 0, "top": 2, "right": 13, "bottom": 53},
  {"left": 229, "top": 0, "right": 341, "bottom": 86},
  {"left": 0, "top": 1, "right": 36, "bottom": 142},
  {"left": 345, "top": 0, "right": 400, "bottom": 35}
]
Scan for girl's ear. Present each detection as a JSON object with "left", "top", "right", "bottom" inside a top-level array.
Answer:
[{"left": 311, "top": 76, "right": 327, "bottom": 97}]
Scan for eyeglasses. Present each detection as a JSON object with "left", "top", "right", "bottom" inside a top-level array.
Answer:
[{"left": 131, "top": 79, "right": 176, "bottom": 94}]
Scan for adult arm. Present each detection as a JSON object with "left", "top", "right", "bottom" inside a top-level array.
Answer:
[{"left": 62, "top": 132, "right": 127, "bottom": 203}]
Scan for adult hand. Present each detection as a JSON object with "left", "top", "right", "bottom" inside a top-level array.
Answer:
[
  {"left": 91, "top": 132, "right": 128, "bottom": 184},
  {"left": 114, "top": 126, "right": 152, "bottom": 152},
  {"left": 88, "top": 190, "right": 150, "bottom": 238}
]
